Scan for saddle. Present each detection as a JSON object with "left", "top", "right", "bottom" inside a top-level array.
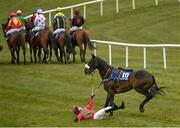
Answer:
[{"left": 110, "top": 68, "right": 133, "bottom": 81}]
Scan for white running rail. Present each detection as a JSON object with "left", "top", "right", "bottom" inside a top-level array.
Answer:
[
  {"left": 24, "top": 0, "right": 104, "bottom": 27},
  {"left": 91, "top": 39, "right": 180, "bottom": 69}
]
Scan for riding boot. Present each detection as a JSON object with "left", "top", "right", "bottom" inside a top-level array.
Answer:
[{"left": 105, "top": 101, "right": 125, "bottom": 113}]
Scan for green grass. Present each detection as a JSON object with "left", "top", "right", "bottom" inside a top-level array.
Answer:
[{"left": 0, "top": 0, "right": 180, "bottom": 127}]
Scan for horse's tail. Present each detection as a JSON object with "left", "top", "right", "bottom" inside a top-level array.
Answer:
[
  {"left": 0, "top": 45, "right": 3, "bottom": 52},
  {"left": 65, "top": 32, "right": 75, "bottom": 54},
  {"left": 149, "top": 75, "right": 166, "bottom": 97},
  {"left": 83, "top": 31, "right": 95, "bottom": 50}
]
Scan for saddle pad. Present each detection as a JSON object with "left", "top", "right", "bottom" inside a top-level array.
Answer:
[{"left": 110, "top": 68, "right": 132, "bottom": 81}]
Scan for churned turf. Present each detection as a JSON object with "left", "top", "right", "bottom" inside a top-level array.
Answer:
[{"left": 0, "top": 0, "right": 180, "bottom": 127}]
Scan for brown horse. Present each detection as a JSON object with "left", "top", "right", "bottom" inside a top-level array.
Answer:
[
  {"left": 52, "top": 18, "right": 74, "bottom": 63},
  {"left": 84, "top": 54, "right": 165, "bottom": 115},
  {"left": 67, "top": 18, "right": 95, "bottom": 62},
  {"left": 25, "top": 19, "right": 53, "bottom": 63},
  {"left": 53, "top": 31, "right": 74, "bottom": 64},
  {"left": 7, "top": 30, "right": 26, "bottom": 64},
  {"left": 35, "top": 28, "right": 53, "bottom": 63}
]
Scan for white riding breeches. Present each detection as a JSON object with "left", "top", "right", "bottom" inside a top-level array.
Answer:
[
  {"left": 53, "top": 28, "right": 65, "bottom": 35},
  {"left": 32, "top": 26, "right": 45, "bottom": 32},
  {"left": 94, "top": 106, "right": 112, "bottom": 120},
  {"left": 69, "top": 26, "right": 83, "bottom": 32},
  {"left": 6, "top": 27, "right": 24, "bottom": 36}
]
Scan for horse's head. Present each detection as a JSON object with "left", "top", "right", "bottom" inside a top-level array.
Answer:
[{"left": 84, "top": 54, "right": 99, "bottom": 75}]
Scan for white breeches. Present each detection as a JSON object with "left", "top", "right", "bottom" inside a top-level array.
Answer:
[
  {"left": 69, "top": 26, "right": 83, "bottom": 32},
  {"left": 6, "top": 27, "right": 25, "bottom": 36},
  {"left": 32, "top": 26, "right": 45, "bottom": 32},
  {"left": 53, "top": 28, "right": 65, "bottom": 35},
  {"left": 94, "top": 106, "right": 112, "bottom": 120}
]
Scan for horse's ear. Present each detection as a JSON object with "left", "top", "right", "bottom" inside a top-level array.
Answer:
[{"left": 91, "top": 53, "right": 95, "bottom": 58}]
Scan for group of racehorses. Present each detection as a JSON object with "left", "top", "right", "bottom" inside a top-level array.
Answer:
[{"left": 1, "top": 17, "right": 95, "bottom": 64}]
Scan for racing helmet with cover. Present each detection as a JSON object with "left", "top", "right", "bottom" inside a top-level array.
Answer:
[
  {"left": 37, "top": 9, "right": 43, "bottom": 14},
  {"left": 74, "top": 8, "right": 80, "bottom": 15},
  {"left": 10, "top": 12, "right": 17, "bottom": 18},
  {"left": 72, "top": 105, "right": 82, "bottom": 115},
  {"left": 16, "top": 10, "right": 22, "bottom": 16}
]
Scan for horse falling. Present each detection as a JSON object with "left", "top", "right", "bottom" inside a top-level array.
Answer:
[{"left": 84, "top": 54, "right": 165, "bottom": 115}]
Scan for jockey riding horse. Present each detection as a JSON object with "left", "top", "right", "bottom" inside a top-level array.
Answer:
[
  {"left": 29, "top": 8, "right": 52, "bottom": 63},
  {"left": 3, "top": 12, "right": 26, "bottom": 64},
  {"left": 52, "top": 7, "right": 74, "bottom": 63}
]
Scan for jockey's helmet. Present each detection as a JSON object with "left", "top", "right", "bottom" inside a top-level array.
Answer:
[
  {"left": 37, "top": 9, "right": 43, "bottom": 14},
  {"left": 72, "top": 105, "right": 80, "bottom": 115},
  {"left": 10, "top": 12, "right": 17, "bottom": 17},
  {"left": 74, "top": 8, "right": 80, "bottom": 15},
  {"left": 16, "top": 10, "right": 22, "bottom": 15},
  {"left": 57, "top": 7, "right": 62, "bottom": 12}
]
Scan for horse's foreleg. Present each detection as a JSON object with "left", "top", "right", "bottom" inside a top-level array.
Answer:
[
  {"left": 104, "top": 92, "right": 112, "bottom": 108},
  {"left": 109, "top": 93, "right": 115, "bottom": 116}
]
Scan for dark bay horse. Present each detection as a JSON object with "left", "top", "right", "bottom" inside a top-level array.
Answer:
[
  {"left": 84, "top": 54, "right": 165, "bottom": 115},
  {"left": 53, "top": 31, "right": 74, "bottom": 64},
  {"left": 67, "top": 18, "right": 95, "bottom": 62},
  {"left": 53, "top": 20, "right": 74, "bottom": 64},
  {"left": 7, "top": 30, "right": 26, "bottom": 64}
]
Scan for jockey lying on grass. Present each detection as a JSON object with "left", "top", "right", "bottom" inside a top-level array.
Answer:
[{"left": 72, "top": 94, "right": 125, "bottom": 123}]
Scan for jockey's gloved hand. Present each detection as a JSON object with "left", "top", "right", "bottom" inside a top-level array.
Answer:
[
  {"left": 74, "top": 118, "right": 78, "bottom": 122},
  {"left": 91, "top": 94, "right": 95, "bottom": 99}
]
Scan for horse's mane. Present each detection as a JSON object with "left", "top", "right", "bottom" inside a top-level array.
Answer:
[{"left": 96, "top": 56, "right": 110, "bottom": 69}]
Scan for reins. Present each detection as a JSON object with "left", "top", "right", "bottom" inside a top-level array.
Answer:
[{"left": 91, "top": 72, "right": 102, "bottom": 95}]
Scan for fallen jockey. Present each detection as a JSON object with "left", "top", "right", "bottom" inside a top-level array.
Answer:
[{"left": 72, "top": 94, "right": 125, "bottom": 123}]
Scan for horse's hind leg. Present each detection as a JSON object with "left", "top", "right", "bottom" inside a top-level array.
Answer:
[
  {"left": 22, "top": 45, "right": 26, "bottom": 65},
  {"left": 135, "top": 87, "right": 153, "bottom": 112},
  {"left": 43, "top": 47, "right": 48, "bottom": 63},
  {"left": 10, "top": 48, "right": 15, "bottom": 64},
  {"left": 16, "top": 47, "right": 20, "bottom": 64},
  {"left": 30, "top": 47, "right": 33, "bottom": 63},
  {"left": 38, "top": 47, "right": 42, "bottom": 63}
]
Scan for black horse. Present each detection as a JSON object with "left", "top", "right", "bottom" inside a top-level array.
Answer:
[{"left": 84, "top": 54, "right": 165, "bottom": 115}]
